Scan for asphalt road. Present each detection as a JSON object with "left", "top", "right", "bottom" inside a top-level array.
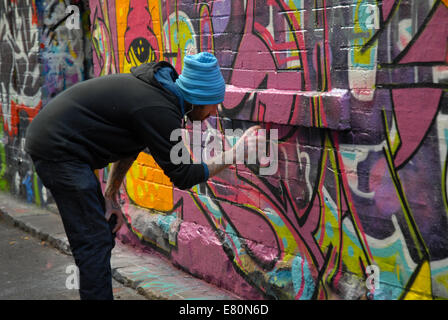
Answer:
[{"left": 0, "top": 212, "right": 146, "bottom": 300}]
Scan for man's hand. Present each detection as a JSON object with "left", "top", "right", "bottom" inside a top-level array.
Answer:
[
  {"left": 104, "top": 195, "right": 125, "bottom": 233},
  {"left": 205, "top": 125, "right": 266, "bottom": 177},
  {"left": 104, "top": 156, "right": 136, "bottom": 233},
  {"left": 234, "top": 125, "right": 266, "bottom": 164}
]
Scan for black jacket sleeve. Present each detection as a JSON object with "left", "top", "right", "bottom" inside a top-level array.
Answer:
[{"left": 131, "top": 106, "right": 208, "bottom": 190}]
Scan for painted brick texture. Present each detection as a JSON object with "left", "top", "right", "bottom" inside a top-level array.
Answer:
[{"left": 89, "top": 0, "right": 448, "bottom": 300}]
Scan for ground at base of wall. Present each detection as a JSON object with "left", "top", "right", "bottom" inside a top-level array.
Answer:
[{"left": 0, "top": 191, "right": 240, "bottom": 300}]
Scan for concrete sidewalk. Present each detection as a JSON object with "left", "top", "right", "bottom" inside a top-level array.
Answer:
[{"left": 0, "top": 192, "right": 239, "bottom": 300}]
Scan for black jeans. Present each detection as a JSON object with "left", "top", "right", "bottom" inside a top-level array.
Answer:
[{"left": 32, "top": 157, "right": 116, "bottom": 300}]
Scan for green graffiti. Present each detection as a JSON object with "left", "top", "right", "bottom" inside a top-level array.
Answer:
[{"left": 0, "top": 120, "right": 9, "bottom": 191}]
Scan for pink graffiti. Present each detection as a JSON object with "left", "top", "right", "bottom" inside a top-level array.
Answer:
[
  {"left": 125, "top": 0, "right": 160, "bottom": 63},
  {"left": 392, "top": 3, "right": 448, "bottom": 168}
]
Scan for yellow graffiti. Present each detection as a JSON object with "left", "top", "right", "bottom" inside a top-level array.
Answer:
[
  {"left": 316, "top": 133, "right": 373, "bottom": 282},
  {"left": 403, "top": 261, "right": 433, "bottom": 300},
  {"left": 114, "top": 0, "right": 173, "bottom": 212},
  {"left": 92, "top": 1, "right": 117, "bottom": 76},
  {"left": 117, "top": 0, "right": 164, "bottom": 73},
  {"left": 352, "top": 0, "right": 377, "bottom": 66},
  {"left": 115, "top": 0, "right": 128, "bottom": 73},
  {"left": 285, "top": 0, "right": 303, "bottom": 70},
  {"left": 126, "top": 152, "right": 173, "bottom": 211},
  {"left": 164, "top": 11, "right": 196, "bottom": 70}
]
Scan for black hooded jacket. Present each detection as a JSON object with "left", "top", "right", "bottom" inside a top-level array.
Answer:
[{"left": 25, "top": 62, "right": 208, "bottom": 190}]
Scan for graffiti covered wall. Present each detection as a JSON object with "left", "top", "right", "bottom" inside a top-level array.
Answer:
[
  {"left": 3, "top": 0, "right": 444, "bottom": 300},
  {"left": 89, "top": 0, "right": 448, "bottom": 299},
  {"left": 0, "top": 0, "right": 91, "bottom": 205}
]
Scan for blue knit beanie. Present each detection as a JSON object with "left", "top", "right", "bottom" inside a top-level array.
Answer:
[{"left": 175, "top": 52, "right": 226, "bottom": 105}]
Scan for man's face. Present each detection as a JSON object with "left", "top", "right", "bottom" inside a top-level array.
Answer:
[{"left": 188, "top": 104, "right": 219, "bottom": 121}]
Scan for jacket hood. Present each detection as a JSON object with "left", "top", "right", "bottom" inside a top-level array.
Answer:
[
  {"left": 130, "top": 61, "right": 178, "bottom": 90},
  {"left": 130, "top": 61, "right": 182, "bottom": 109}
]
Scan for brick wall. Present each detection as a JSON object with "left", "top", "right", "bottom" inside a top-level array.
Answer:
[{"left": 89, "top": 0, "right": 448, "bottom": 299}]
